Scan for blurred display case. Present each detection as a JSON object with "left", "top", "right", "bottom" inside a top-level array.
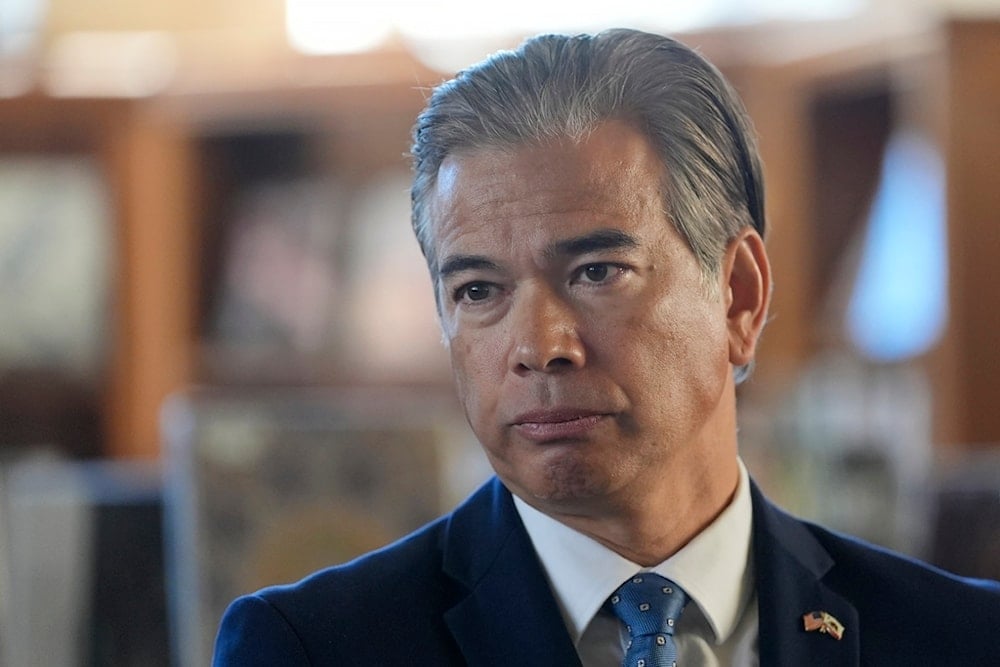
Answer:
[{"left": 161, "top": 387, "right": 484, "bottom": 667}]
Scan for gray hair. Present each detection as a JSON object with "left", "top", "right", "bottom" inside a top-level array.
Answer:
[{"left": 410, "top": 28, "right": 766, "bottom": 380}]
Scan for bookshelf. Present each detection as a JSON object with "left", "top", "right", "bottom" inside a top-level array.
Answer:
[{"left": 2, "top": 19, "right": 998, "bottom": 459}]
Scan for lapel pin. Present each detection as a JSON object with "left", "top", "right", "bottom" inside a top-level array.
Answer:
[{"left": 802, "top": 611, "right": 845, "bottom": 640}]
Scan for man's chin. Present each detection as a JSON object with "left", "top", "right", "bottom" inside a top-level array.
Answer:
[{"left": 503, "top": 465, "right": 620, "bottom": 510}]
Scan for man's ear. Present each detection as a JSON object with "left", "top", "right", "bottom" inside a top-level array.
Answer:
[{"left": 721, "top": 228, "right": 771, "bottom": 368}]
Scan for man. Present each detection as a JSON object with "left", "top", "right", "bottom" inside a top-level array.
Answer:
[{"left": 214, "top": 29, "right": 1000, "bottom": 665}]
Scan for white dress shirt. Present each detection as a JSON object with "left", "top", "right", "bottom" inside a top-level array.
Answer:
[{"left": 513, "top": 459, "right": 759, "bottom": 666}]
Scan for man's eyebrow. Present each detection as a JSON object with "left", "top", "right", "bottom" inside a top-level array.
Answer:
[
  {"left": 546, "top": 229, "right": 640, "bottom": 258},
  {"left": 438, "top": 255, "right": 502, "bottom": 279},
  {"left": 438, "top": 229, "right": 639, "bottom": 278}
]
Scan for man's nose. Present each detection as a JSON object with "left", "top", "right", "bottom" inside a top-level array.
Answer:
[{"left": 507, "top": 286, "right": 586, "bottom": 374}]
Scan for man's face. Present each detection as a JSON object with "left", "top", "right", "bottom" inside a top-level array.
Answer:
[{"left": 428, "top": 120, "right": 740, "bottom": 517}]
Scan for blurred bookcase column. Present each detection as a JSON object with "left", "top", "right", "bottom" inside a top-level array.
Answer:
[
  {"left": 0, "top": 95, "right": 198, "bottom": 459},
  {"left": 104, "top": 105, "right": 199, "bottom": 460}
]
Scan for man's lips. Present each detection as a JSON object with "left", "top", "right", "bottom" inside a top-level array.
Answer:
[{"left": 510, "top": 409, "right": 610, "bottom": 442}]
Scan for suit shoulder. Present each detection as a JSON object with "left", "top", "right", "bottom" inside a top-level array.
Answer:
[
  {"left": 215, "top": 515, "right": 462, "bottom": 664},
  {"left": 214, "top": 594, "right": 311, "bottom": 666},
  {"left": 806, "top": 521, "right": 1000, "bottom": 629},
  {"left": 752, "top": 487, "right": 999, "bottom": 662},
  {"left": 213, "top": 479, "right": 510, "bottom": 665}
]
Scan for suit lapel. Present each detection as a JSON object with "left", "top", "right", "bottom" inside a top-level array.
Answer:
[
  {"left": 442, "top": 478, "right": 581, "bottom": 667},
  {"left": 750, "top": 481, "right": 859, "bottom": 666}
]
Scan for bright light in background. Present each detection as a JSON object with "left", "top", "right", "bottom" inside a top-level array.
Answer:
[
  {"left": 0, "top": 0, "right": 45, "bottom": 55},
  {"left": 0, "top": 0, "right": 47, "bottom": 96},
  {"left": 286, "top": 1, "right": 400, "bottom": 55},
  {"left": 286, "top": 0, "right": 865, "bottom": 64},
  {"left": 43, "top": 31, "right": 177, "bottom": 98},
  {"left": 847, "top": 130, "right": 948, "bottom": 362}
]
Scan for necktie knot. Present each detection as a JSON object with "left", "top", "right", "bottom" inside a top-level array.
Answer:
[{"left": 609, "top": 573, "right": 688, "bottom": 667}]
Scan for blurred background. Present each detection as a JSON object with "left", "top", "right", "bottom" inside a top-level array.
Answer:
[{"left": 1, "top": 0, "right": 999, "bottom": 665}]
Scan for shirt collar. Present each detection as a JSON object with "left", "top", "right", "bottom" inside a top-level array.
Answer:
[{"left": 513, "top": 458, "right": 754, "bottom": 645}]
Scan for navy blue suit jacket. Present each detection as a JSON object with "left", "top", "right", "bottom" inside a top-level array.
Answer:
[{"left": 214, "top": 477, "right": 1000, "bottom": 665}]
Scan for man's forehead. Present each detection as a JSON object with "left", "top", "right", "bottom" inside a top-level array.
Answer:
[
  {"left": 432, "top": 124, "right": 663, "bottom": 210},
  {"left": 434, "top": 142, "right": 545, "bottom": 194},
  {"left": 429, "top": 148, "right": 548, "bottom": 231}
]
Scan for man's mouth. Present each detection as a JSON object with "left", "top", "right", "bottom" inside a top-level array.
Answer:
[{"left": 511, "top": 409, "right": 609, "bottom": 442}]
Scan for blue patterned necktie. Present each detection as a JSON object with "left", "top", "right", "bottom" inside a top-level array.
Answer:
[{"left": 609, "top": 573, "right": 689, "bottom": 667}]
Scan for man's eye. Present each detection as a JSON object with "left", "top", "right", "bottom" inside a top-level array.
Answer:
[
  {"left": 584, "top": 264, "right": 609, "bottom": 282},
  {"left": 582, "top": 264, "right": 610, "bottom": 282},
  {"left": 457, "top": 282, "right": 492, "bottom": 302}
]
